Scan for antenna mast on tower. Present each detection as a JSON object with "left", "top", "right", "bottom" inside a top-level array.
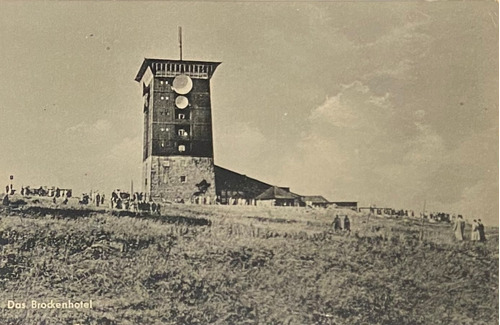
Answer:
[{"left": 178, "top": 26, "right": 183, "bottom": 61}]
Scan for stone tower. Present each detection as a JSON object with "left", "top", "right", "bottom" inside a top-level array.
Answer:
[{"left": 135, "top": 59, "right": 220, "bottom": 202}]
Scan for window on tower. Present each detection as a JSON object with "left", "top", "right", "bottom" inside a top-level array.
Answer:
[{"left": 180, "top": 176, "right": 187, "bottom": 183}]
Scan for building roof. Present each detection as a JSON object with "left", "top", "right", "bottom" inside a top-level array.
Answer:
[
  {"left": 255, "top": 186, "right": 299, "bottom": 200},
  {"left": 214, "top": 165, "right": 273, "bottom": 198},
  {"left": 332, "top": 201, "right": 358, "bottom": 205},
  {"left": 135, "top": 58, "right": 222, "bottom": 82},
  {"left": 214, "top": 165, "right": 304, "bottom": 200},
  {"left": 302, "top": 195, "right": 330, "bottom": 203},
  {"left": 214, "top": 165, "right": 272, "bottom": 188}
]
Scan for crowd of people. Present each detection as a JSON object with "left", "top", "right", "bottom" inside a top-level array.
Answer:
[
  {"left": 363, "top": 206, "right": 466, "bottom": 225},
  {"left": 425, "top": 212, "right": 453, "bottom": 223},
  {"left": 330, "top": 212, "right": 488, "bottom": 243},
  {"left": 3, "top": 184, "right": 72, "bottom": 205},
  {"left": 453, "top": 216, "right": 487, "bottom": 242},
  {"left": 17, "top": 186, "right": 72, "bottom": 198},
  {"left": 2, "top": 181, "right": 491, "bottom": 243},
  {"left": 74, "top": 190, "right": 162, "bottom": 215}
]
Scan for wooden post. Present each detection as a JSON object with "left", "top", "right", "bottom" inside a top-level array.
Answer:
[{"left": 419, "top": 200, "right": 426, "bottom": 241}]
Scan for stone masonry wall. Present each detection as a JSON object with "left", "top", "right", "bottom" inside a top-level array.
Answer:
[{"left": 149, "top": 156, "right": 216, "bottom": 203}]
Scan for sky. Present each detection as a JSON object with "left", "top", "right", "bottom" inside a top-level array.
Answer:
[{"left": 0, "top": 1, "right": 497, "bottom": 224}]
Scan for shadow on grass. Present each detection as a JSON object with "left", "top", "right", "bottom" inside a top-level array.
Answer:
[
  {"left": 111, "top": 209, "right": 211, "bottom": 227},
  {"left": 14, "top": 206, "right": 211, "bottom": 227},
  {"left": 246, "top": 216, "right": 297, "bottom": 224}
]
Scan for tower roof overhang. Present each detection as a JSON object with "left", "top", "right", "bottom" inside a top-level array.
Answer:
[{"left": 135, "top": 58, "right": 221, "bottom": 82}]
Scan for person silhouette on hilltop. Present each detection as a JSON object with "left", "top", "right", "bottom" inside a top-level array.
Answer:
[
  {"left": 344, "top": 215, "right": 351, "bottom": 232},
  {"left": 478, "top": 219, "right": 486, "bottom": 242},
  {"left": 332, "top": 215, "right": 342, "bottom": 232},
  {"left": 453, "top": 215, "right": 465, "bottom": 241}
]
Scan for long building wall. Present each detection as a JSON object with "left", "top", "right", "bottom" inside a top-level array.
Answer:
[{"left": 214, "top": 166, "right": 273, "bottom": 204}]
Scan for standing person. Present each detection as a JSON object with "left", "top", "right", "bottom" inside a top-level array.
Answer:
[
  {"left": 344, "top": 216, "right": 351, "bottom": 232},
  {"left": 471, "top": 219, "right": 480, "bottom": 241},
  {"left": 101, "top": 194, "right": 105, "bottom": 205},
  {"left": 453, "top": 215, "right": 465, "bottom": 241},
  {"left": 478, "top": 219, "right": 486, "bottom": 242},
  {"left": 111, "top": 191, "right": 118, "bottom": 209},
  {"left": 116, "top": 198, "right": 122, "bottom": 209},
  {"left": 95, "top": 193, "right": 100, "bottom": 207},
  {"left": 332, "top": 215, "right": 342, "bottom": 232}
]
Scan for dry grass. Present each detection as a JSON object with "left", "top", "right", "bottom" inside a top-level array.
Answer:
[{"left": 0, "top": 198, "right": 497, "bottom": 324}]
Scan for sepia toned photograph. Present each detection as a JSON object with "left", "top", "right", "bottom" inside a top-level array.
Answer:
[{"left": 0, "top": 1, "right": 498, "bottom": 324}]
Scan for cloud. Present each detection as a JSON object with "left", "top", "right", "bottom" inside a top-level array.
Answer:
[
  {"left": 404, "top": 122, "right": 444, "bottom": 164},
  {"left": 73, "top": 135, "right": 143, "bottom": 195},
  {"left": 279, "top": 80, "right": 498, "bottom": 225},
  {"left": 451, "top": 180, "right": 498, "bottom": 224},
  {"left": 66, "top": 119, "right": 112, "bottom": 134},
  {"left": 94, "top": 119, "right": 112, "bottom": 131},
  {"left": 108, "top": 135, "right": 142, "bottom": 159},
  {"left": 359, "top": 14, "right": 431, "bottom": 50},
  {"left": 363, "top": 59, "right": 414, "bottom": 80},
  {"left": 310, "top": 95, "right": 360, "bottom": 129},
  {"left": 214, "top": 122, "right": 268, "bottom": 174},
  {"left": 309, "top": 81, "right": 393, "bottom": 131},
  {"left": 414, "top": 109, "right": 426, "bottom": 119},
  {"left": 282, "top": 81, "right": 399, "bottom": 200}
]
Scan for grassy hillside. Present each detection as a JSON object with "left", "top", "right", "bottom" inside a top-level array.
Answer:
[{"left": 0, "top": 198, "right": 498, "bottom": 324}]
